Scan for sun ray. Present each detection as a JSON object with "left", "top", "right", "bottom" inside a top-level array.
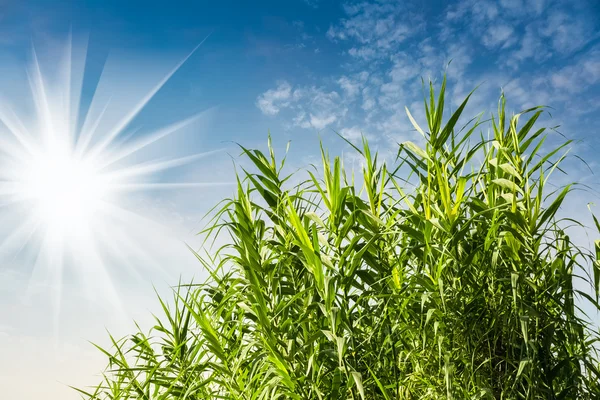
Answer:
[
  {"left": 76, "top": 97, "right": 113, "bottom": 155},
  {"left": 110, "top": 182, "right": 233, "bottom": 191},
  {"left": 84, "top": 36, "right": 211, "bottom": 159},
  {"left": 0, "top": 37, "right": 223, "bottom": 335},
  {"left": 93, "top": 206, "right": 182, "bottom": 283},
  {"left": 0, "top": 102, "right": 37, "bottom": 156},
  {"left": 28, "top": 47, "right": 57, "bottom": 146},
  {"left": 100, "top": 149, "right": 224, "bottom": 182},
  {"left": 0, "top": 213, "right": 40, "bottom": 259},
  {"left": 97, "top": 108, "right": 216, "bottom": 169}
]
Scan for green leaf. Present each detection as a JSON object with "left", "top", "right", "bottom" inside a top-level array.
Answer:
[
  {"left": 405, "top": 106, "right": 426, "bottom": 137},
  {"left": 492, "top": 178, "right": 523, "bottom": 194},
  {"left": 351, "top": 371, "right": 365, "bottom": 400}
]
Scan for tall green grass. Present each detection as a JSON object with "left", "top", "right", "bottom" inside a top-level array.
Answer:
[{"left": 76, "top": 78, "right": 600, "bottom": 399}]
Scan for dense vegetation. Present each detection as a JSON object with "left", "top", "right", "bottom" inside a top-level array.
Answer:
[{"left": 77, "top": 79, "right": 600, "bottom": 399}]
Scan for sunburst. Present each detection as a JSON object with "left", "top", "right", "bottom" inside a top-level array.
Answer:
[{"left": 0, "top": 36, "right": 225, "bottom": 330}]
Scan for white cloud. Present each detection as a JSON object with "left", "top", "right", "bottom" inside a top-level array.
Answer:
[
  {"left": 482, "top": 24, "right": 516, "bottom": 48},
  {"left": 256, "top": 81, "right": 292, "bottom": 115},
  {"left": 550, "top": 48, "right": 600, "bottom": 93},
  {"left": 337, "top": 71, "right": 369, "bottom": 98},
  {"left": 499, "top": 0, "right": 545, "bottom": 15},
  {"left": 347, "top": 46, "right": 379, "bottom": 60},
  {"left": 442, "top": 0, "right": 514, "bottom": 52},
  {"left": 339, "top": 126, "right": 364, "bottom": 142},
  {"left": 308, "top": 114, "right": 338, "bottom": 130},
  {"left": 539, "top": 10, "right": 595, "bottom": 55},
  {"left": 501, "top": 78, "right": 538, "bottom": 109},
  {"left": 327, "top": 2, "right": 420, "bottom": 60},
  {"left": 442, "top": 0, "right": 597, "bottom": 70},
  {"left": 258, "top": 82, "right": 348, "bottom": 131},
  {"left": 362, "top": 96, "right": 376, "bottom": 111},
  {"left": 375, "top": 56, "right": 424, "bottom": 112},
  {"left": 294, "top": 87, "right": 347, "bottom": 130},
  {"left": 470, "top": 1, "right": 499, "bottom": 21},
  {"left": 446, "top": 0, "right": 498, "bottom": 23},
  {"left": 445, "top": 43, "right": 473, "bottom": 78},
  {"left": 502, "top": 1, "right": 597, "bottom": 69},
  {"left": 339, "top": 125, "right": 377, "bottom": 143},
  {"left": 260, "top": 0, "right": 600, "bottom": 167},
  {"left": 337, "top": 76, "right": 361, "bottom": 98},
  {"left": 507, "top": 24, "right": 549, "bottom": 68},
  {"left": 529, "top": 0, "right": 546, "bottom": 14}
]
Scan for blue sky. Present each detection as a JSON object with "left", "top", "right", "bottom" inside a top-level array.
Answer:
[
  {"left": 0, "top": 0, "right": 599, "bottom": 399},
  {"left": 2, "top": 0, "right": 598, "bottom": 152}
]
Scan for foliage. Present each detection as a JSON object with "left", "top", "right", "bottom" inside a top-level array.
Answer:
[{"left": 76, "top": 78, "right": 600, "bottom": 399}]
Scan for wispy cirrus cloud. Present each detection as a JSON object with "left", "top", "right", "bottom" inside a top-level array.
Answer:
[
  {"left": 539, "top": 9, "right": 597, "bottom": 55},
  {"left": 258, "top": 0, "right": 600, "bottom": 152},
  {"left": 550, "top": 49, "right": 600, "bottom": 94},
  {"left": 326, "top": 1, "right": 423, "bottom": 61},
  {"left": 442, "top": 0, "right": 598, "bottom": 66},
  {"left": 482, "top": 24, "right": 516, "bottom": 48},
  {"left": 257, "top": 81, "right": 348, "bottom": 131}
]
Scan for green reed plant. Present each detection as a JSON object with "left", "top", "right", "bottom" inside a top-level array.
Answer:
[{"left": 76, "top": 77, "right": 600, "bottom": 399}]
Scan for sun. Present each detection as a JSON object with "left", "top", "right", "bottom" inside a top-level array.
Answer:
[
  {"left": 21, "top": 146, "right": 109, "bottom": 235},
  {"left": 0, "top": 36, "right": 223, "bottom": 326}
]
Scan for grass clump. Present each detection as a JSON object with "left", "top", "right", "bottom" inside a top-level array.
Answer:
[{"left": 76, "top": 78, "right": 600, "bottom": 399}]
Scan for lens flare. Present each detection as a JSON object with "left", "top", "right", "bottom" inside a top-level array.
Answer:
[
  {"left": 20, "top": 148, "right": 108, "bottom": 234},
  {"left": 0, "top": 36, "right": 225, "bottom": 329}
]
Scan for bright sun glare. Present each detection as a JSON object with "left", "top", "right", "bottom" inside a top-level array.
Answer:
[
  {"left": 23, "top": 148, "right": 108, "bottom": 233},
  {"left": 0, "top": 36, "right": 221, "bottom": 324}
]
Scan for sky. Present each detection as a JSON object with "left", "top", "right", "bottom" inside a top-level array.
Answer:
[{"left": 0, "top": 0, "right": 599, "bottom": 398}]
